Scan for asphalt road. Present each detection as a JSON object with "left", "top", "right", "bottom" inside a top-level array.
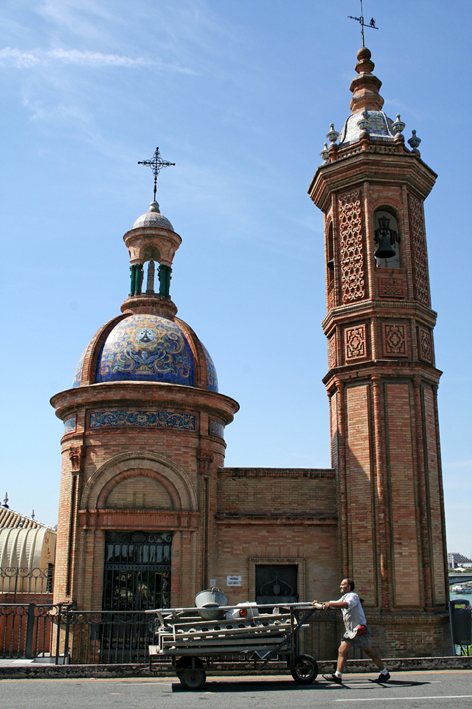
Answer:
[{"left": 1, "top": 671, "right": 472, "bottom": 709}]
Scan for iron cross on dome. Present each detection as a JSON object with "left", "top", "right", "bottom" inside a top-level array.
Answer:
[
  {"left": 138, "top": 147, "right": 175, "bottom": 201},
  {"left": 348, "top": 0, "right": 378, "bottom": 46}
]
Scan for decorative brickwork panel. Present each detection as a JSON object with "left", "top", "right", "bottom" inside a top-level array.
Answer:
[
  {"left": 346, "top": 385, "right": 375, "bottom": 605},
  {"left": 378, "top": 275, "right": 406, "bottom": 299},
  {"left": 418, "top": 327, "right": 433, "bottom": 364},
  {"left": 327, "top": 282, "right": 335, "bottom": 312},
  {"left": 345, "top": 324, "right": 366, "bottom": 360},
  {"left": 408, "top": 194, "right": 430, "bottom": 307},
  {"left": 385, "top": 383, "right": 420, "bottom": 606},
  {"left": 338, "top": 190, "right": 366, "bottom": 303},
  {"left": 383, "top": 323, "right": 407, "bottom": 357},
  {"left": 89, "top": 410, "right": 196, "bottom": 430},
  {"left": 423, "top": 385, "right": 446, "bottom": 605},
  {"left": 328, "top": 334, "right": 336, "bottom": 369},
  {"left": 209, "top": 419, "right": 225, "bottom": 438}
]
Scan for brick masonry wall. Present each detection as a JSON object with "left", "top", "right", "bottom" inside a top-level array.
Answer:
[
  {"left": 423, "top": 384, "right": 446, "bottom": 606},
  {"left": 385, "top": 382, "right": 421, "bottom": 607},
  {"left": 345, "top": 384, "right": 377, "bottom": 606},
  {"left": 215, "top": 468, "right": 339, "bottom": 604}
]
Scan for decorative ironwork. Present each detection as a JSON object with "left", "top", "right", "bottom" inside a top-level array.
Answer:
[
  {"left": 103, "top": 531, "right": 171, "bottom": 612},
  {"left": 0, "top": 603, "right": 56, "bottom": 660},
  {"left": 348, "top": 0, "right": 378, "bottom": 46},
  {"left": 138, "top": 147, "right": 175, "bottom": 201},
  {"left": 255, "top": 565, "right": 298, "bottom": 604},
  {"left": 0, "top": 566, "right": 54, "bottom": 601}
]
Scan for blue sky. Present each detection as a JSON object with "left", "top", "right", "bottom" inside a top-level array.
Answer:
[{"left": 1, "top": 0, "right": 471, "bottom": 557}]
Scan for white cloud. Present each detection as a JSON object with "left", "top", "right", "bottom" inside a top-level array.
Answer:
[{"left": 0, "top": 46, "right": 196, "bottom": 73}]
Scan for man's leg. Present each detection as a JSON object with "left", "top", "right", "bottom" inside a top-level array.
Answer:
[
  {"left": 337, "top": 640, "right": 351, "bottom": 673},
  {"left": 363, "top": 644, "right": 390, "bottom": 681},
  {"left": 323, "top": 639, "right": 351, "bottom": 683},
  {"left": 362, "top": 644, "right": 384, "bottom": 670}
]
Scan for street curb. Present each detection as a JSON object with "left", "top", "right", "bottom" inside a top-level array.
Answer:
[{"left": 0, "top": 656, "right": 470, "bottom": 679}]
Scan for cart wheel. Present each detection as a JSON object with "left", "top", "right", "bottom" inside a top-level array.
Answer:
[
  {"left": 291, "top": 654, "right": 318, "bottom": 684},
  {"left": 178, "top": 668, "right": 206, "bottom": 690}
]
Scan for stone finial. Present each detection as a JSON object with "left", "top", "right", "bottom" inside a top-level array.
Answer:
[
  {"left": 320, "top": 143, "right": 329, "bottom": 162},
  {"left": 408, "top": 130, "right": 421, "bottom": 152},
  {"left": 349, "top": 46, "right": 384, "bottom": 113},
  {"left": 326, "top": 124, "right": 339, "bottom": 144},
  {"left": 392, "top": 114, "right": 406, "bottom": 135}
]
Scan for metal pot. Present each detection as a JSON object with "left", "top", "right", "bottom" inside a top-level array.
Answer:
[{"left": 195, "top": 587, "right": 228, "bottom": 621}]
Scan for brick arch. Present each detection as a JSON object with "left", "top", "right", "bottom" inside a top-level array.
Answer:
[
  {"left": 80, "top": 452, "right": 197, "bottom": 512},
  {"left": 97, "top": 469, "right": 179, "bottom": 510},
  {"left": 369, "top": 198, "right": 403, "bottom": 221}
]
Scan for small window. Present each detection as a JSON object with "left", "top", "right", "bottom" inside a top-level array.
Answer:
[
  {"left": 374, "top": 209, "right": 401, "bottom": 268},
  {"left": 255, "top": 565, "right": 298, "bottom": 604},
  {"left": 327, "top": 222, "right": 334, "bottom": 283}
]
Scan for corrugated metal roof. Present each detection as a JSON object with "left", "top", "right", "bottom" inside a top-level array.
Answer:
[{"left": 0, "top": 506, "right": 54, "bottom": 531}]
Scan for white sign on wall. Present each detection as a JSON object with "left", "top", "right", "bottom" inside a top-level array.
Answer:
[{"left": 227, "top": 575, "right": 242, "bottom": 587}]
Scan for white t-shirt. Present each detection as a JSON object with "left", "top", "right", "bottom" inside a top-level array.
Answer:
[{"left": 331, "top": 592, "right": 367, "bottom": 639}]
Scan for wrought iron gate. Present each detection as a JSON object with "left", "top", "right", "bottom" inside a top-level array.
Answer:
[
  {"left": 103, "top": 531, "right": 171, "bottom": 611},
  {"left": 99, "top": 531, "right": 171, "bottom": 662}
]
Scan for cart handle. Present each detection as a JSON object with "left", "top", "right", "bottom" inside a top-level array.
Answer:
[{"left": 260, "top": 604, "right": 323, "bottom": 667}]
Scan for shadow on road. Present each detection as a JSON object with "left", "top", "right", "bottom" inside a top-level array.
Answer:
[{"left": 172, "top": 678, "right": 433, "bottom": 692}]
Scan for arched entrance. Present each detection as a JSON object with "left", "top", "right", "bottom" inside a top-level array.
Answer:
[{"left": 103, "top": 531, "right": 171, "bottom": 611}]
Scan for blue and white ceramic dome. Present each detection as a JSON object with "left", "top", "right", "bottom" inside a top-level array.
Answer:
[
  {"left": 131, "top": 201, "right": 174, "bottom": 231},
  {"left": 72, "top": 313, "right": 218, "bottom": 392},
  {"left": 339, "top": 110, "right": 395, "bottom": 145}
]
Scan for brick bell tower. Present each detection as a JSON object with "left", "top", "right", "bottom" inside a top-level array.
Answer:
[
  {"left": 308, "top": 47, "right": 450, "bottom": 655},
  {"left": 51, "top": 192, "right": 239, "bottom": 612}
]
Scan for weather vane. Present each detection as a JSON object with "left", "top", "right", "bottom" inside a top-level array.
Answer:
[
  {"left": 348, "top": 0, "right": 378, "bottom": 47},
  {"left": 138, "top": 147, "right": 175, "bottom": 201}
]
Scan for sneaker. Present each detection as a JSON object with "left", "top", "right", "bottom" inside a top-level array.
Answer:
[
  {"left": 375, "top": 671, "right": 390, "bottom": 682},
  {"left": 323, "top": 673, "right": 342, "bottom": 684}
]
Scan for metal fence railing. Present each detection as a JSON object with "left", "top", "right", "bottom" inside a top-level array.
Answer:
[
  {"left": 0, "top": 566, "right": 54, "bottom": 601},
  {"left": 0, "top": 603, "right": 56, "bottom": 659},
  {"left": 0, "top": 603, "right": 345, "bottom": 665},
  {"left": 12, "top": 603, "right": 461, "bottom": 664}
]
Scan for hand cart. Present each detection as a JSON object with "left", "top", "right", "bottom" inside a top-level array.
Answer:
[{"left": 146, "top": 602, "right": 322, "bottom": 690}]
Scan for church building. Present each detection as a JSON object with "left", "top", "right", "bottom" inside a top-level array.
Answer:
[{"left": 51, "top": 46, "right": 450, "bottom": 657}]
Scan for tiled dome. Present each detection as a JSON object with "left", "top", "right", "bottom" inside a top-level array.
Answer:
[
  {"left": 339, "top": 110, "right": 395, "bottom": 145},
  {"left": 73, "top": 313, "right": 218, "bottom": 392},
  {"left": 132, "top": 201, "right": 174, "bottom": 231}
]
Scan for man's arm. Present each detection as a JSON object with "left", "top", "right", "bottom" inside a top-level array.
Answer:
[
  {"left": 312, "top": 598, "right": 348, "bottom": 609},
  {"left": 322, "top": 600, "right": 348, "bottom": 609}
]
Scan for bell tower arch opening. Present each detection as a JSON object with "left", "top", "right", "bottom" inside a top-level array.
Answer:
[{"left": 373, "top": 207, "right": 401, "bottom": 269}]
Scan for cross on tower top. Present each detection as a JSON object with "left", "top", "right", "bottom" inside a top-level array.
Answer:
[
  {"left": 348, "top": 0, "right": 378, "bottom": 46},
  {"left": 138, "top": 147, "right": 175, "bottom": 201}
]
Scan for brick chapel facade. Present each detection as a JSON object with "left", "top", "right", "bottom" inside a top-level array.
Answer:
[{"left": 51, "top": 47, "right": 450, "bottom": 656}]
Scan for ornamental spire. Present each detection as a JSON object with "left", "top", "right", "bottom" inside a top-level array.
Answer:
[
  {"left": 349, "top": 46, "right": 384, "bottom": 113},
  {"left": 138, "top": 147, "right": 175, "bottom": 202}
]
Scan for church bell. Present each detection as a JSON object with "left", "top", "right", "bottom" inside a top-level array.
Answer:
[
  {"left": 374, "top": 235, "right": 396, "bottom": 259},
  {"left": 374, "top": 215, "right": 398, "bottom": 260}
]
